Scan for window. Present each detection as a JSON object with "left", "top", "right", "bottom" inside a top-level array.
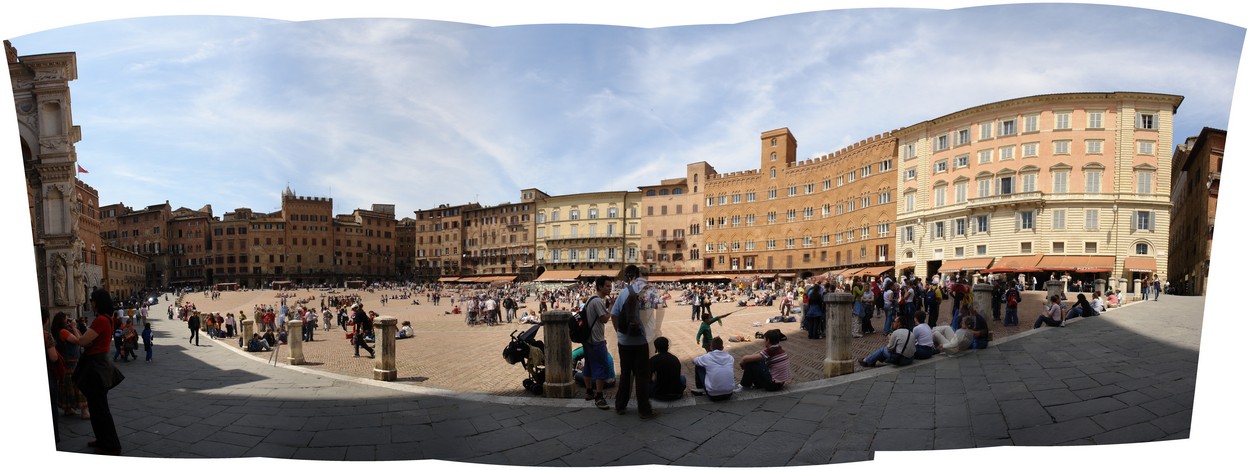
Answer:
[
  {"left": 570, "top": 209, "right": 580, "bottom": 220},
  {"left": 935, "top": 134, "right": 950, "bottom": 151},
  {"left": 551, "top": 210, "right": 560, "bottom": 221},
  {"left": 1084, "top": 242, "right": 1098, "bottom": 253},
  {"left": 732, "top": 194, "right": 742, "bottom": 203},
  {"left": 878, "top": 223, "right": 890, "bottom": 237},
  {"left": 1088, "top": 111, "right": 1104, "bottom": 129},
  {"left": 1136, "top": 243, "right": 1149, "bottom": 255},
  {"left": 788, "top": 186, "right": 797, "bottom": 197},
  {"left": 953, "top": 154, "right": 968, "bottom": 168},
  {"left": 1137, "top": 171, "right": 1153, "bottom": 194},
  {"left": 1021, "top": 173, "right": 1037, "bottom": 192},
  {"left": 1053, "top": 242, "right": 1065, "bottom": 254},
  {"left": 1137, "top": 112, "right": 1157, "bottom": 130},
  {"left": 770, "top": 168, "right": 776, "bottom": 179},
  {"left": 999, "top": 118, "right": 1017, "bottom": 136},
  {"left": 904, "top": 168, "right": 916, "bottom": 180},
  {"left": 1018, "top": 210, "right": 1035, "bottom": 230},
  {"left": 974, "top": 215, "right": 989, "bottom": 233},
  {"left": 1020, "top": 242, "right": 1032, "bottom": 254},
  {"left": 861, "top": 196, "right": 871, "bottom": 209},
  {"left": 904, "top": 192, "right": 915, "bottom": 212},
  {"left": 1085, "top": 209, "right": 1099, "bottom": 230},
  {"left": 933, "top": 186, "right": 946, "bottom": 208},
  {"left": 999, "top": 145, "right": 1015, "bottom": 161},
  {"left": 980, "top": 122, "right": 994, "bottom": 140},
  {"left": 1053, "top": 209, "right": 1066, "bottom": 230},
  {"left": 746, "top": 214, "right": 756, "bottom": 225},
  {"left": 1023, "top": 114, "right": 1039, "bottom": 133},
  {"left": 860, "top": 167, "right": 871, "bottom": 178},
  {"left": 1055, "top": 112, "right": 1071, "bottom": 130},
  {"left": 770, "top": 152, "right": 777, "bottom": 161},
  {"left": 1022, "top": 142, "right": 1038, "bottom": 158},
  {"left": 934, "top": 160, "right": 948, "bottom": 173},
  {"left": 880, "top": 160, "right": 893, "bottom": 172},
  {"left": 977, "top": 244, "right": 987, "bottom": 256},
  {"left": 955, "top": 182, "right": 967, "bottom": 203},
  {"left": 608, "top": 207, "right": 618, "bottom": 218},
  {"left": 1138, "top": 140, "right": 1156, "bottom": 155},
  {"left": 933, "top": 221, "right": 945, "bottom": 239},
  {"left": 1086, "top": 140, "right": 1103, "bottom": 154},
  {"left": 1085, "top": 171, "right": 1102, "bottom": 193},
  {"left": 786, "top": 209, "right": 796, "bottom": 222},
  {"left": 768, "top": 189, "right": 777, "bottom": 199},
  {"left": 805, "top": 183, "right": 815, "bottom": 194},
  {"left": 717, "top": 195, "right": 727, "bottom": 205},
  {"left": 746, "top": 192, "right": 756, "bottom": 202},
  {"left": 804, "top": 207, "right": 815, "bottom": 220},
  {"left": 977, "top": 178, "right": 992, "bottom": 198},
  {"left": 901, "top": 142, "right": 917, "bottom": 160},
  {"left": 878, "top": 191, "right": 892, "bottom": 204},
  {"left": 1053, "top": 171, "right": 1069, "bottom": 193},
  {"left": 955, "top": 128, "right": 970, "bottom": 146},
  {"left": 955, "top": 247, "right": 964, "bottom": 257},
  {"left": 978, "top": 149, "right": 992, "bottom": 164},
  {"left": 902, "top": 226, "right": 914, "bottom": 243},
  {"left": 767, "top": 212, "right": 776, "bottom": 224},
  {"left": 955, "top": 218, "right": 966, "bottom": 236},
  {"left": 1054, "top": 140, "right": 1071, "bottom": 155},
  {"left": 1135, "top": 210, "right": 1155, "bottom": 231},
  {"left": 999, "top": 176, "right": 1014, "bottom": 195},
  {"left": 934, "top": 248, "right": 943, "bottom": 259}
]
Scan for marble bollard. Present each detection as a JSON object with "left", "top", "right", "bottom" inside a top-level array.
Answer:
[
  {"left": 374, "top": 316, "right": 398, "bottom": 381},
  {"left": 541, "top": 310, "right": 575, "bottom": 398},
  {"left": 287, "top": 320, "right": 305, "bottom": 365},
  {"left": 823, "top": 291, "right": 855, "bottom": 377}
]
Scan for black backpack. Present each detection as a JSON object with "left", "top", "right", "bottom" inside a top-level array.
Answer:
[{"left": 569, "top": 296, "right": 598, "bottom": 344}]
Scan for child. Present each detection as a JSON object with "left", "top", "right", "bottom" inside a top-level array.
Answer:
[
  {"left": 141, "top": 322, "right": 154, "bottom": 363},
  {"left": 696, "top": 311, "right": 734, "bottom": 352}
]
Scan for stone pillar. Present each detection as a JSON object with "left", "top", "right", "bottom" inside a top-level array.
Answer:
[
  {"left": 972, "top": 283, "right": 992, "bottom": 320},
  {"left": 373, "top": 316, "right": 398, "bottom": 381},
  {"left": 1045, "top": 280, "right": 1063, "bottom": 302},
  {"left": 287, "top": 319, "right": 305, "bottom": 365},
  {"left": 1094, "top": 278, "right": 1107, "bottom": 297},
  {"left": 1119, "top": 278, "right": 1128, "bottom": 300},
  {"left": 1134, "top": 279, "right": 1143, "bottom": 300},
  {"left": 198, "top": 312, "right": 208, "bottom": 331},
  {"left": 241, "top": 319, "right": 254, "bottom": 348},
  {"left": 541, "top": 310, "right": 575, "bottom": 398},
  {"left": 823, "top": 291, "right": 855, "bottom": 377}
]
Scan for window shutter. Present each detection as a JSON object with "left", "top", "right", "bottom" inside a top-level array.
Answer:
[
  {"left": 1149, "top": 211, "right": 1156, "bottom": 231},
  {"left": 1015, "top": 212, "right": 1021, "bottom": 231}
]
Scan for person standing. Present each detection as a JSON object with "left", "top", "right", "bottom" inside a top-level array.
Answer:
[
  {"left": 1003, "top": 283, "right": 1021, "bottom": 327},
  {"left": 803, "top": 279, "right": 825, "bottom": 339},
  {"left": 73, "top": 289, "right": 123, "bottom": 455},
  {"left": 141, "top": 323, "right": 154, "bottom": 363},
  {"left": 581, "top": 276, "right": 612, "bottom": 410},
  {"left": 352, "top": 305, "right": 375, "bottom": 358},
  {"left": 690, "top": 289, "right": 702, "bottom": 321},
  {"left": 187, "top": 312, "right": 200, "bottom": 346},
  {"left": 610, "top": 265, "right": 658, "bottom": 420}
]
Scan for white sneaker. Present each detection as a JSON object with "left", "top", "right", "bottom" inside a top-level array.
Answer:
[{"left": 732, "top": 384, "right": 743, "bottom": 393}]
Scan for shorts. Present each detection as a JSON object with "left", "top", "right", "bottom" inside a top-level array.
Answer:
[{"left": 583, "top": 341, "right": 611, "bottom": 381}]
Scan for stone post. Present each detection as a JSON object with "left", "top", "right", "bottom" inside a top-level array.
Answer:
[
  {"left": 1045, "top": 280, "right": 1063, "bottom": 301},
  {"left": 241, "top": 319, "right": 254, "bottom": 348},
  {"left": 1134, "top": 279, "right": 1143, "bottom": 301},
  {"left": 972, "top": 283, "right": 992, "bottom": 321},
  {"left": 374, "top": 316, "right": 398, "bottom": 381},
  {"left": 823, "top": 291, "right": 855, "bottom": 377},
  {"left": 541, "top": 310, "right": 575, "bottom": 398},
  {"left": 1119, "top": 278, "right": 1128, "bottom": 301},
  {"left": 287, "top": 319, "right": 305, "bottom": 365},
  {"left": 1094, "top": 278, "right": 1107, "bottom": 297}
]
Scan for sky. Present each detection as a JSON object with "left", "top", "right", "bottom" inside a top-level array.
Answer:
[
  {"left": 4, "top": 2, "right": 1242, "bottom": 218},
  {"left": 5, "top": 2, "right": 1247, "bottom": 470}
]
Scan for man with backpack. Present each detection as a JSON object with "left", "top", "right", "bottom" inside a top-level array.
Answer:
[
  {"left": 351, "top": 305, "right": 375, "bottom": 359},
  {"left": 576, "top": 276, "right": 612, "bottom": 410},
  {"left": 924, "top": 281, "right": 943, "bottom": 328},
  {"left": 802, "top": 278, "right": 826, "bottom": 339},
  {"left": 1003, "top": 283, "right": 1022, "bottom": 327},
  {"left": 610, "top": 265, "right": 658, "bottom": 420}
]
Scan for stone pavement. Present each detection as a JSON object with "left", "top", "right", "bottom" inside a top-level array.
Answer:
[{"left": 50, "top": 293, "right": 1201, "bottom": 465}]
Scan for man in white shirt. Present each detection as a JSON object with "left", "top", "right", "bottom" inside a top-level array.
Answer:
[
  {"left": 912, "top": 311, "right": 937, "bottom": 359},
  {"left": 693, "top": 337, "right": 738, "bottom": 401}
]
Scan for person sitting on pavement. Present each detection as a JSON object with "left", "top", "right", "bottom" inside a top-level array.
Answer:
[
  {"left": 1033, "top": 295, "right": 1066, "bottom": 329},
  {"left": 1090, "top": 291, "right": 1106, "bottom": 315},
  {"left": 247, "top": 333, "right": 271, "bottom": 352},
  {"left": 911, "top": 310, "right": 937, "bottom": 360},
  {"left": 649, "top": 336, "right": 687, "bottom": 401},
  {"left": 962, "top": 305, "right": 992, "bottom": 349},
  {"left": 519, "top": 310, "right": 540, "bottom": 324},
  {"left": 262, "top": 330, "right": 278, "bottom": 348},
  {"left": 932, "top": 316, "right": 975, "bottom": 355},
  {"left": 396, "top": 320, "right": 415, "bottom": 339},
  {"left": 739, "top": 329, "right": 791, "bottom": 391},
  {"left": 692, "top": 337, "right": 738, "bottom": 401},
  {"left": 860, "top": 315, "right": 917, "bottom": 367},
  {"left": 1066, "top": 293, "right": 1095, "bottom": 320}
]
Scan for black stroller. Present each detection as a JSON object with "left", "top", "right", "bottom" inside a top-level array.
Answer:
[{"left": 502, "top": 325, "right": 545, "bottom": 395}]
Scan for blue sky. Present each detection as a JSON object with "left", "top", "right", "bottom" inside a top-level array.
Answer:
[
  {"left": 5, "top": 3, "right": 1248, "bottom": 467},
  {"left": 4, "top": 2, "right": 1242, "bottom": 218}
]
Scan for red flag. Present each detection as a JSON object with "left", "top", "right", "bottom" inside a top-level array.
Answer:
[{"left": 77, "top": 164, "right": 88, "bottom": 174}]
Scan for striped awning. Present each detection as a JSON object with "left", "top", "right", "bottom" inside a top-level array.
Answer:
[
  {"left": 983, "top": 254, "right": 1044, "bottom": 273},
  {"left": 1035, "top": 255, "right": 1115, "bottom": 272},
  {"left": 533, "top": 270, "right": 581, "bottom": 282},
  {"left": 1123, "top": 256, "right": 1158, "bottom": 273},
  {"left": 938, "top": 257, "right": 995, "bottom": 273}
]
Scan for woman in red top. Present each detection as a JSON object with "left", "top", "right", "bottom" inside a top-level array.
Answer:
[
  {"left": 51, "top": 312, "right": 89, "bottom": 419},
  {"left": 72, "top": 289, "right": 122, "bottom": 455}
]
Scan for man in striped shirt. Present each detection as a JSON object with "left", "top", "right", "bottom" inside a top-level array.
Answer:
[{"left": 739, "top": 329, "right": 791, "bottom": 391}]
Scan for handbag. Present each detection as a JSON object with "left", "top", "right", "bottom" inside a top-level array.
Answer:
[{"left": 72, "top": 353, "right": 125, "bottom": 394}]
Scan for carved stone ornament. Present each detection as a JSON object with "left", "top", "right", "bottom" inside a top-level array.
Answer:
[
  {"left": 39, "top": 137, "right": 69, "bottom": 151},
  {"left": 52, "top": 253, "right": 68, "bottom": 306},
  {"left": 16, "top": 99, "right": 34, "bottom": 114},
  {"left": 34, "top": 69, "right": 64, "bottom": 81}
]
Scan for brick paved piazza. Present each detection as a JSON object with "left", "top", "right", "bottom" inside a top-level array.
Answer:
[{"left": 182, "top": 284, "right": 1065, "bottom": 397}]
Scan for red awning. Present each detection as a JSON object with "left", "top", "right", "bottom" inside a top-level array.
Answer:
[
  {"left": 982, "top": 254, "right": 1044, "bottom": 273},
  {"left": 1124, "top": 256, "right": 1158, "bottom": 273},
  {"left": 937, "top": 257, "right": 995, "bottom": 273}
]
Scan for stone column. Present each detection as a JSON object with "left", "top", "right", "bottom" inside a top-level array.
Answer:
[
  {"left": 972, "top": 283, "right": 992, "bottom": 320},
  {"left": 823, "top": 291, "right": 855, "bottom": 377},
  {"left": 1119, "top": 278, "right": 1128, "bottom": 300},
  {"left": 1045, "top": 280, "right": 1063, "bottom": 301},
  {"left": 541, "top": 310, "right": 574, "bottom": 398},
  {"left": 287, "top": 319, "right": 305, "bottom": 365},
  {"left": 1134, "top": 279, "right": 1143, "bottom": 301},
  {"left": 1094, "top": 278, "right": 1107, "bottom": 296},
  {"left": 241, "top": 319, "right": 254, "bottom": 348},
  {"left": 373, "top": 316, "right": 398, "bottom": 381}
]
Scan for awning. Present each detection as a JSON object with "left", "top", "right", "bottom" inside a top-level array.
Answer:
[
  {"left": 648, "top": 274, "right": 684, "bottom": 282},
  {"left": 1035, "top": 255, "right": 1116, "bottom": 272},
  {"left": 938, "top": 257, "right": 995, "bottom": 273},
  {"left": 579, "top": 269, "right": 620, "bottom": 278},
  {"left": 1124, "top": 256, "right": 1158, "bottom": 273},
  {"left": 895, "top": 263, "right": 916, "bottom": 272},
  {"left": 857, "top": 265, "right": 893, "bottom": 277},
  {"left": 982, "top": 254, "right": 1044, "bottom": 273},
  {"left": 437, "top": 277, "right": 459, "bottom": 283},
  {"left": 533, "top": 270, "right": 581, "bottom": 282}
]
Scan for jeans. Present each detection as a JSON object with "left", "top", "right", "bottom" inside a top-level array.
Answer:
[
  {"left": 884, "top": 306, "right": 896, "bottom": 335},
  {"left": 691, "top": 304, "right": 700, "bottom": 321},
  {"left": 1033, "top": 315, "right": 1063, "bottom": 329},
  {"left": 914, "top": 344, "right": 937, "bottom": 360},
  {"left": 615, "top": 342, "right": 653, "bottom": 414},
  {"left": 188, "top": 328, "right": 199, "bottom": 345},
  {"left": 354, "top": 334, "right": 375, "bottom": 356},
  {"left": 741, "top": 361, "right": 782, "bottom": 391},
  {"left": 863, "top": 345, "right": 911, "bottom": 367},
  {"left": 1004, "top": 306, "right": 1018, "bottom": 326},
  {"left": 927, "top": 303, "right": 940, "bottom": 328}
]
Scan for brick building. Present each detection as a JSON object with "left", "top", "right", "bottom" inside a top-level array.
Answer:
[
  {"left": 1168, "top": 127, "right": 1224, "bottom": 295},
  {"left": 463, "top": 197, "right": 535, "bottom": 280},
  {"left": 638, "top": 162, "right": 716, "bottom": 275},
  {"left": 100, "top": 202, "right": 171, "bottom": 289},
  {"left": 414, "top": 203, "right": 479, "bottom": 280}
]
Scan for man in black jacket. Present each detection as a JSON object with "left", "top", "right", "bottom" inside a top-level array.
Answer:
[
  {"left": 187, "top": 313, "right": 200, "bottom": 346},
  {"left": 352, "top": 305, "right": 375, "bottom": 358}
]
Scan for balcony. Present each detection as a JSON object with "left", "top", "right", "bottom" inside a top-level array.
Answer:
[{"left": 964, "top": 191, "right": 1045, "bottom": 210}]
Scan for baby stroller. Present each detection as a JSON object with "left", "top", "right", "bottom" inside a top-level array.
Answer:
[{"left": 502, "top": 325, "right": 545, "bottom": 395}]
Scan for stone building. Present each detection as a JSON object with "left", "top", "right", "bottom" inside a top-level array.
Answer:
[
  {"left": 414, "top": 202, "right": 479, "bottom": 280},
  {"left": 532, "top": 188, "right": 642, "bottom": 281},
  {"left": 1168, "top": 127, "right": 1223, "bottom": 295},
  {"left": 638, "top": 162, "right": 716, "bottom": 275},
  {"left": 895, "top": 92, "right": 1182, "bottom": 289},
  {"left": 102, "top": 245, "right": 147, "bottom": 302},
  {"left": 10, "top": 40, "right": 94, "bottom": 317},
  {"left": 463, "top": 197, "right": 535, "bottom": 280},
  {"left": 333, "top": 205, "right": 398, "bottom": 280},
  {"left": 394, "top": 217, "right": 416, "bottom": 279},
  {"left": 701, "top": 128, "right": 898, "bottom": 279},
  {"left": 167, "top": 205, "right": 213, "bottom": 288},
  {"left": 281, "top": 186, "right": 335, "bottom": 279},
  {"left": 76, "top": 180, "right": 103, "bottom": 296},
  {"left": 209, "top": 207, "right": 257, "bottom": 288},
  {"left": 99, "top": 202, "right": 171, "bottom": 288}
]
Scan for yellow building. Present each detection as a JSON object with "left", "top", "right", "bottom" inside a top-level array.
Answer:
[
  {"left": 702, "top": 128, "right": 898, "bottom": 278},
  {"left": 533, "top": 188, "right": 642, "bottom": 280},
  {"left": 894, "top": 92, "right": 1182, "bottom": 287}
]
